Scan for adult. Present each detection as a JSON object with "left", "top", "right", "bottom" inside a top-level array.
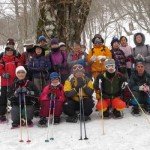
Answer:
[
  {"left": 129, "top": 61, "right": 150, "bottom": 115},
  {"left": 94, "top": 59, "right": 126, "bottom": 118},
  {"left": 132, "top": 32, "right": 150, "bottom": 74},
  {"left": 63, "top": 64, "right": 94, "bottom": 122},
  {"left": 88, "top": 34, "right": 112, "bottom": 79}
]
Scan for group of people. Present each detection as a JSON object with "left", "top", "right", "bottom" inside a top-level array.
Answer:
[{"left": 0, "top": 32, "right": 150, "bottom": 128}]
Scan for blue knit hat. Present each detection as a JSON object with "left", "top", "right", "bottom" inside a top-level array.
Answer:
[
  {"left": 50, "top": 38, "right": 59, "bottom": 45},
  {"left": 49, "top": 72, "right": 59, "bottom": 80},
  {"left": 38, "top": 35, "right": 46, "bottom": 42},
  {"left": 111, "top": 37, "right": 120, "bottom": 46}
]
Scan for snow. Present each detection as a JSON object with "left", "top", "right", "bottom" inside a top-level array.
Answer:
[{"left": 1, "top": 107, "right": 150, "bottom": 150}]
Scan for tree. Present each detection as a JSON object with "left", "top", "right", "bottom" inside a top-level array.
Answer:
[{"left": 37, "top": 0, "right": 92, "bottom": 47}]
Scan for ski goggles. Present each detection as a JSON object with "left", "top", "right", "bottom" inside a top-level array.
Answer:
[
  {"left": 94, "top": 38, "right": 102, "bottom": 44},
  {"left": 105, "top": 64, "right": 115, "bottom": 70},
  {"left": 72, "top": 65, "right": 84, "bottom": 72}
]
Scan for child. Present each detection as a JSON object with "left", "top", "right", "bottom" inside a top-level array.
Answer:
[
  {"left": 38, "top": 72, "right": 65, "bottom": 126},
  {"left": 8, "top": 66, "right": 39, "bottom": 128}
]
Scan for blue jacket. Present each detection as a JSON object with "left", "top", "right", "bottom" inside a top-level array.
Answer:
[{"left": 28, "top": 54, "right": 51, "bottom": 79}]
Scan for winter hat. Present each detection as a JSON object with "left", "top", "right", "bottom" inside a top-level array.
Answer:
[
  {"left": 33, "top": 44, "right": 45, "bottom": 51},
  {"left": 72, "top": 64, "right": 85, "bottom": 74},
  {"left": 59, "top": 42, "right": 66, "bottom": 47},
  {"left": 50, "top": 38, "right": 59, "bottom": 45},
  {"left": 6, "top": 38, "right": 15, "bottom": 45},
  {"left": 49, "top": 72, "right": 59, "bottom": 80},
  {"left": 104, "top": 59, "right": 115, "bottom": 68},
  {"left": 38, "top": 35, "right": 46, "bottom": 42},
  {"left": 15, "top": 66, "right": 27, "bottom": 75},
  {"left": 23, "top": 39, "right": 35, "bottom": 47},
  {"left": 92, "top": 34, "right": 104, "bottom": 44},
  {"left": 135, "top": 60, "right": 145, "bottom": 66},
  {"left": 111, "top": 37, "right": 120, "bottom": 46},
  {"left": 133, "top": 32, "right": 145, "bottom": 46}
]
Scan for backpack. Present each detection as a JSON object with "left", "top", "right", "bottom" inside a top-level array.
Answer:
[{"left": 91, "top": 45, "right": 106, "bottom": 56}]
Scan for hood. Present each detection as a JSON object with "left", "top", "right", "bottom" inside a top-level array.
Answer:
[{"left": 134, "top": 32, "right": 145, "bottom": 46}]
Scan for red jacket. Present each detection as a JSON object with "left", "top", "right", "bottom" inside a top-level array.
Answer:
[
  {"left": 39, "top": 84, "right": 65, "bottom": 102},
  {"left": 0, "top": 55, "right": 20, "bottom": 86}
]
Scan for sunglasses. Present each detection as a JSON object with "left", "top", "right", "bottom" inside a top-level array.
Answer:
[{"left": 72, "top": 65, "right": 83, "bottom": 71}]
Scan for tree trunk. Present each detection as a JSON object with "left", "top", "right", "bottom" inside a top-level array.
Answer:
[{"left": 37, "top": 0, "right": 92, "bottom": 47}]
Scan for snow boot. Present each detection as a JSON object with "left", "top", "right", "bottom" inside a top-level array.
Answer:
[
  {"left": 66, "top": 115, "right": 78, "bottom": 123},
  {"left": 131, "top": 106, "right": 141, "bottom": 116},
  {"left": 54, "top": 117, "right": 60, "bottom": 124},
  {"left": 11, "top": 121, "right": 19, "bottom": 129},
  {"left": 103, "top": 109, "right": 111, "bottom": 118},
  {"left": 27, "top": 120, "right": 33, "bottom": 127},
  {"left": 79, "top": 115, "right": 91, "bottom": 121},
  {"left": 113, "top": 109, "right": 123, "bottom": 119},
  {"left": 38, "top": 117, "right": 47, "bottom": 127}
]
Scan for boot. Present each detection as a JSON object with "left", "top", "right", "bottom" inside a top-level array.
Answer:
[
  {"left": 11, "top": 121, "right": 19, "bottom": 128},
  {"left": 54, "top": 117, "right": 60, "bottom": 124},
  {"left": 113, "top": 109, "right": 122, "bottom": 118},
  {"left": 38, "top": 117, "right": 47, "bottom": 127},
  {"left": 103, "top": 109, "right": 110, "bottom": 118},
  {"left": 66, "top": 115, "right": 78, "bottom": 123},
  {"left": 131, "top": 106, "right": 140, "bottom": 115},
  {"left": 0, "top": 115, "right": 6, "bottom": 122}
]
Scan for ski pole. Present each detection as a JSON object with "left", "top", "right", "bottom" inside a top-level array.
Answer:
[
  {"left": 45, "top": 94, "right": 53, "bottom": 142},
  {"left": 80, "top": 88, "right": 88, "bottom": 140},
  {"left": 23, "top": 92, "right": 31, "bottom": 143},
  {"left": 50, "top": 94, "right": 56, "bottom": 141},
  {"left": 125, "top": 83, "right": 150, "bottom": 125},
  {"left": 79, "top": 88, "right": 83, "bottom": 140},
  {"left": 99, "top": 79, "right": 105, "bottom": 135},
  {"left": 19, "top": 92, "right": 23, "bottom": 142}
]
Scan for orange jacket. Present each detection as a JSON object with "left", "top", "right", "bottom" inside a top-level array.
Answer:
[{"left": 88, "top": 45, "right": 112, "bottom": 72}]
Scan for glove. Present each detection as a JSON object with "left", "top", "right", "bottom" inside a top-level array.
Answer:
[
  {"left": 78, "top": 59, "right": 86, "bottom": 66},
  {"left": 22, "top": 87, "right": 31, "bottom": 95},
  {"left": 90, "top": 56, "right": 96, "bottom": 62},
  {"left": 75, "top": 77, "right": 85, "bottom": 92},
  {"left": 2, "top": 73, "right": 10, "bottom": 79},
  {"left": 97, "top": 55, "right": 106, "bottom": 61},
  {"left": 14, "top": 87, "right": 22, "bottom": 97},
  {"left": 121, "top": 82, "right": 128, "bottom": 89},
  {"left": 135, "top": 54, "right": 145, "bottom": 61},
  {"left": 143, "top": 84, "right": 150, "bottom": 92},
  {"left": 139, "top": 85, "right": 144, "bottom": 91}
]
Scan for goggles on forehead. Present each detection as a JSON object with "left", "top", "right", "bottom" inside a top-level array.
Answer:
[
  {"left": 105, "top": 64, "right": 115, "bottom": 70},
  {"left": 72, "top": 65, "right": 83, "bottom": 71}
]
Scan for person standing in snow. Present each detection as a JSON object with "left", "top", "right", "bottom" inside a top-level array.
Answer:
[
  {"left": 88, "top": 34, "right": 112, "bottom": 79},
  {"left": 63, "top": 64, "right": 94, "bottom": 122},
  {"left": 38, "top": 72, "right": 65, "bottom": 126},
  {"left": 8, "top": 66, "right": 39, "bottom": 128},
  {"left": 132, "top": 32, "right": 150, "bottom": 74},
  {"left": 94, "top": 59, "right": 126, "bottom": 118}
]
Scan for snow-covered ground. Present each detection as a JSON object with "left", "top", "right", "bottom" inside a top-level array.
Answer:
[{"left": 1, "top": 107, "right": 150, "bottom": 150}]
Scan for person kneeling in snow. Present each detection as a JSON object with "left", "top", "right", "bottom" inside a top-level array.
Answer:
[
  {"left": 8, "top": 66, "right": 39, "bottom": 128},
  {"left": 129, "top": 61, "right": 150, "bottom": 115},
  {"left": 38, "top": 72, "right": 65, "bottom": 126},
  {"left": 94, "top": 59, "right": 126, "bottom": 118},
  {"left": 63, "top": 64, "right": 94, "bottom": 123}
]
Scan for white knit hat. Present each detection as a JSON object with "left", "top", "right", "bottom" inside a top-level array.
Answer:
[{"left": 15, "top": 66, "right": 27, "bottom": 75}]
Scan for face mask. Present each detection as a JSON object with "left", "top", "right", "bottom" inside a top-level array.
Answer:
[
  {"left": 51, "top": 47, "right": 59, "bottom": 52},
  {"left": 94, "top": 38, "right": 102, "bottom": 45},
  {"left": 51, "top": 81, "right": 60, "bottom": 87}
]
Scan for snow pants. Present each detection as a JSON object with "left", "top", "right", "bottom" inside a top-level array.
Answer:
[
  {"left": 0, "top": 86, "right": 7, "bottom": 115},
  {"left": 39, "top": 100, "right": 64, "bottom": 117},
  {"left": 96, "top": 97, "right": 126, "bottom": 111},
  {"left": 63, "top": 98, "right": 94, "bottom": 117}
]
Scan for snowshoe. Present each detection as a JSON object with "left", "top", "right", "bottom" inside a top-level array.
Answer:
[
  {"left": 38, "top": 117, "right": 48, "bottom": 127},
  {"left": 112, "top": 109, "right": 123, "bottom": 119},
  {"left": 131, "top": 106, "right": 141, "bottom": 116},
  {"left": 66, "top": 115, "right": 78, "bottom": 123}
]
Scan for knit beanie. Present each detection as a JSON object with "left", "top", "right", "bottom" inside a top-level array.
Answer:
[
  {"left": 50, "top": 38, "right": 59, "bottom": 45},
  {"left": 38, "top": 35, "right": 46, "bottom": 42},
  {"left": 15, "top": 66, "right": 27, "bottom": 75},
  {"left": 111, "top": 37, "right": 120, "bottom": 46}
]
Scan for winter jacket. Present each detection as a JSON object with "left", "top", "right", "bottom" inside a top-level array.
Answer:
[
  {"left": 64, "top": 76, "right": 94, "bottom": 102},
  {"left": 28, "top": 54, "right": 51, "bottom": 79},
  {"left": 94, "top": 71, "right": 126, "bottom": 99},
  {"left": 120, "top": 45, "right": 133, "bottom": 68},
  {"left": 111, "top": 48, "right": 126, "bottom": 69},
  {"left": 39, "top": 84, "right": 65, "bottom": 102},
  {"left": 46, "top": 50, "right": 68, "bottom": 74},
  {"left": 0, "top": 55, "right": 20, "bottom": 86},
  {"left": 87, "top": 45, "right": 112, "bottom": 73},
  {"left": 129, "top": 70, "right": 150, "bottom": 92},
  {"left": 8, "top": 78, "right": 39, "bottom": 106}
]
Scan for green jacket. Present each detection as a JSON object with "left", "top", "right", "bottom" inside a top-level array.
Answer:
[{"left": 94, "top": 72, "right": 126, "bottom": 99}]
